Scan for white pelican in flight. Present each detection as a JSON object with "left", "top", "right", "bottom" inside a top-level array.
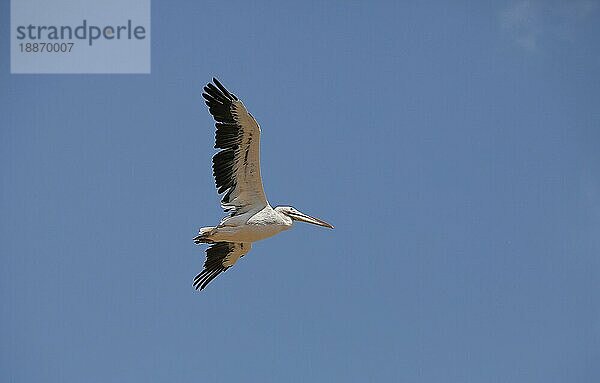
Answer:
[{"left": 193, "top": 78, "right": 334, "bottom": 291}]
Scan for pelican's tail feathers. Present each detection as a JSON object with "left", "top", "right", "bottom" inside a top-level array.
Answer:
[{"left": 194, "top": 227, "right": 215, "bottom": 244}]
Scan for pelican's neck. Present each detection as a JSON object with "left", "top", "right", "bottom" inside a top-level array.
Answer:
[
  {"left": 274, "top": 207, "right": 294, "bottom": 227},
  {"left": 281, "top": 213, "right": 293, "bottom": 227}
]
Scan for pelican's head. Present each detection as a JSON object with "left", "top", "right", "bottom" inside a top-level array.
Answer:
[{"left": 274, "top": 206, "right": 334, "bottom": 229}]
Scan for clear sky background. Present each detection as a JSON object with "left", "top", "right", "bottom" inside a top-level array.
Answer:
[{"left": 1, "top": 1, "right": 599, "bottom": 382}]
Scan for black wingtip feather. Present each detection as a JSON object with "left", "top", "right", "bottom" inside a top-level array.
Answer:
[
  {"left": 202, "top": 78, "right": 245, "bottom": 205},
  {"left": 193, "top": 242, "right": 237, "bottom": 291}
]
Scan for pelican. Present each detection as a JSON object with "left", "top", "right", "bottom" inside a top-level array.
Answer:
[{"left": 193, "top": 78, "right": 333, "bottom": 291}]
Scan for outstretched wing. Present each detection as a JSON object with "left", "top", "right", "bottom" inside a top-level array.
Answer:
[
  {"left": 202, "top": 78, "right": 268, "bottom": 214},
  {"left": 193, "top": 242, "right": 252, "bottom": 291}
]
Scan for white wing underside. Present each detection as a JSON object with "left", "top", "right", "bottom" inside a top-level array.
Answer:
[
  {"left": 203, "top": 79, "right": 269, "bottom": 216},
  {"left": 222, "top": 101, "right": 268, "bottom": 212}
]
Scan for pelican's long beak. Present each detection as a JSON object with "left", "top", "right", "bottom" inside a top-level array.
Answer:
[{"left": 290, "top": 210, "right": 334, "bottom": 229}]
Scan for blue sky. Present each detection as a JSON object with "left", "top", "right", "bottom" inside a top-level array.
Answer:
[{"left": 1, "top": 1, "right": 599, "bottom": 382}]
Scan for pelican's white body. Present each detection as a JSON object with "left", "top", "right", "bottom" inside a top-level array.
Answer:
[{"left": 202, "top": 205, "right": 293, "bottom": 243}]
